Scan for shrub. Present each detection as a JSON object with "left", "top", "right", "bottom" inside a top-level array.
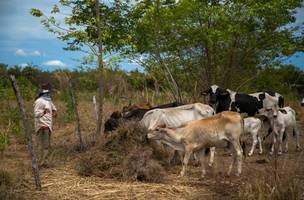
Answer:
[
  {"left": 75, "top": 157, "right": 94, "bottom": 176},
  {"left": 75, "top": 121, "right": 167, "bottom": 183},
  {"left": 0, "top": 169, "right": 24, "bottom": 200}
]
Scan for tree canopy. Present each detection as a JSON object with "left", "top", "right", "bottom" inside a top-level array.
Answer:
[{"left": 31, "top": 0, "right": 304, "bottom": 99}]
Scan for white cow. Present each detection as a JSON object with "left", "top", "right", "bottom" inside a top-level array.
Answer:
[
  {"left": 244, "top": 117, "right": 263, "bottom": 156},
  {"left": 141, "top": 103, "right": 215, "bottom": 130},
  {"left": 141, "top": 103, "right": 215, "bottom": 165},
  {"left": 260, "top": 106, "right": 301, "bottom": 154}
]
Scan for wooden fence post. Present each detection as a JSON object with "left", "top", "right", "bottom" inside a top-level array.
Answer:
[
  {"left": 9, "top": 75, "right": 42, "bottom": 191},
  {"left": 92, "top": 95, "right": 98, "bottom": 124},
  {"left": 68, "top": 79, "right": 84, "bottom": 149}
]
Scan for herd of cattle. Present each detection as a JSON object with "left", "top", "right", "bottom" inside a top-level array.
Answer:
[{"left": 105, "top": 85, "right": 304, "bottom": 178}]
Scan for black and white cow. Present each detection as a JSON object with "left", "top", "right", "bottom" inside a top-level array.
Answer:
[
  {"left": 301, "top": 98, "right": 304, "bottom": 106},
  {"left": 202, "top": 85, "right": 284, "bottom": 116}
]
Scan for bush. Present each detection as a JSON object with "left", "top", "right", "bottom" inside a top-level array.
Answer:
[
  {"left": 239, "top": 177, "right": 302, "bottom": 200},
  {"left": 0, "top": 132, "right": 9, "bottom": 153},
  {"left": 75, "top": 121, "right": 167, "bottom": 182},
  {"left": 0, "top": 169, "right": 24, "bottom": 200},
  {"left": 123, "top": 147, "right": 165, "bottom": 183},
  {"left": 75, "top": 158, "right": 94, "bottom": 176}
]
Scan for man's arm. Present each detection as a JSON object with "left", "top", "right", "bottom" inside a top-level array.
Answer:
[
  {"left": 51, "top": 102, "right": 57, "bottom": 117},
  {"left": 34, "top": 100, "right": 47, "bottom": 118}
]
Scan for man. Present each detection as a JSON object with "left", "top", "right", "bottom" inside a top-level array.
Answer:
[{"left": 33, "top": 85, "right": 57, "bottom": 165}]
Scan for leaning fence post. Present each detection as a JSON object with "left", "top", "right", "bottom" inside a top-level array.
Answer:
[
  {"left": 93, "top": 95, "right": 98, "bottom": 124},
  {"left": 68, "top": 79, "right": 84, "bottom": 150},
  {"left": 9, "top": 75, "right": 42, "bottom": 191}
]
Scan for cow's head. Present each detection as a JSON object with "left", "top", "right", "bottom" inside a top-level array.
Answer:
[
  {"left": 259, "top": 104, "right": 279, "bottom": 119},
  {"left": 201, "top": 85, "right": 230, "bottom": 111},
  {"left": 147, "top": 127, "right": 167, "bottom": 140},
  {"left": 122, "top": 102, "right": 152, "bottom": 117},
  {"left": 110, "top": 111, "right": 122, "bottom": 119},
  {"left": 263, "top": 93, "right": 279, "bottom": 111}
]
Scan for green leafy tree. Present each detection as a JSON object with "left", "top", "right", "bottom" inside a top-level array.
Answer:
[{"left": 129, "top": 0, "right": 304, "bottom": 93}]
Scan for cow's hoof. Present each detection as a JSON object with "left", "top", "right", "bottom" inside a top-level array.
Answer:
[
  {"left": 296, "top": 147, "right": 302, "bottom": 152},
  {"left": 208, "top": 162, "right": 213, "bottom": 167},
  {"left": 248, "top": 153, "right": 253, "bottom": 157},
  {"left": 278, "top": 151, "right": 282, "bottom": 155},
  {"left": 269, "top": 152, "right": 274, "bottom": 156},
  {"left": 235, "top": 173, "right": 241, "bottom": 177},
  {"left": 258, "top": 151, "right": 263, "bottom": 155}
]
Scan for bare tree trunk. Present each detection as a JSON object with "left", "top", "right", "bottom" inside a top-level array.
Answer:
[
  {"left": 162, "top": 63, "right": 182, "bottom": 103},
  {"left": 152, "top": 0, "right": 182, "bottom": 103},
  {"left": 68, "top": 79, "right": 83, "bottom": 149},
  {"left": 95, "top": 0, "right": 104, "bottom": 139},
  {"left": 10, "top": 75, "right": 41, "bottom": 191}
]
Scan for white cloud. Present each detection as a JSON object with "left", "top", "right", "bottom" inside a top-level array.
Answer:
[
  {"left": 15, "top": 49, "right": 27, "bottom": 56},
  {"left": 15, "top": 48, "right": 41, "bottom": 56},
  {"left": 19, "top": 63, "right": 29, "bottom": 68},
  {"left": 31, "top": 50, "right": 41, "bottom": 56},
  {"left": 43, "top": 60, "right": 67, "bottom": 67}
]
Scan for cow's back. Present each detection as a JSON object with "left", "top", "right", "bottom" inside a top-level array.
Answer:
[
  {"left": 181, "top": 111, "right": 242, "bottom": 145},
  {"left": 141, "top": 103, "right": 214, "bottom": 130}
]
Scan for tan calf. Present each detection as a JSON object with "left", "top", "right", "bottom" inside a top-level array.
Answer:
[{"left": 147, "top": 111, "right": 243, "bottom": 178}]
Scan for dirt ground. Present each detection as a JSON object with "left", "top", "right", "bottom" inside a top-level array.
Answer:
[{"left": 1, "top": 102, "right": 304, "bottom": 200}]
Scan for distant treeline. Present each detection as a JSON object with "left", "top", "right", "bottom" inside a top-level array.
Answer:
[{"left": 0, "top": 63, "right": 303, "bottom": 102}]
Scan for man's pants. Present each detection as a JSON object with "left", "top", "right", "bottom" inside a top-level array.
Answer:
[{"left": 36, "top": 127, "right": 51, "bottom": 164}]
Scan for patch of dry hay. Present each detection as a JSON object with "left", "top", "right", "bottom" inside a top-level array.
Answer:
[
  {"left": 75, "top": 121, "right": 167, "bottom": 183},
  {"left": 22, "top": 167, "right": 207, "bottom": 200}
]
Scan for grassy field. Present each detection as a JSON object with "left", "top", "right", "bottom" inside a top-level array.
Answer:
[{"left": 1, "top": 99, "right": 304, "bottom": 200}]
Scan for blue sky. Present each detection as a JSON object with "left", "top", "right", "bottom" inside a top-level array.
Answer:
[
  {"left": 0, "top": 0, "right": 303, "bottom": 71},
  {"left": 0, "top": 0, "right": 141, "bottom": 71}
]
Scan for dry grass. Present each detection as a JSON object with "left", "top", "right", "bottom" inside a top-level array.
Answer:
[
  {"left": 20, "top": 166, "right": 208, "bottom": 200},
  {"left": 1, "top": 100, "right": 304, "bottom": 199},
  {"left": 74, "top": 121, "right": 167, "bottom": 183}
]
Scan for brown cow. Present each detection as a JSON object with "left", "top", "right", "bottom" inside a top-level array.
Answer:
[{"left": 147, "top": 111, "right": 243, "bottom": 178}]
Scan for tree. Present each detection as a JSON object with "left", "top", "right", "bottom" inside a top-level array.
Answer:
[
  {"left": 31, "top": 0, "right": 132, "bottom": 138},
  {"left": 128, "top": 0, "right": 304, "bottom": 92}
]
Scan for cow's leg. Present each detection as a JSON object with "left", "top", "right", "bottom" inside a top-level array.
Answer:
[
  {"left": 196, "top": 149, "right": 206, "bottom": 178},
  {"left": 257, "top": 136, "right": 263, "bottom": 154},
  {"left": 284, "top": 129, "right": 289, "bottom": 153},
  {"left": 228, "top": 140, "right": 242, "bottom": 176},
  {"left": 248, "top": 131, "right": 258, "bottom": 156},
  {"left": 294, "top": 125, "right": 301, "bottom": 151},
  {"left": 180, "top": 148, "right": 192, "bottom": 177},
  {"left": 208, "top": 147, "right": 215, "bottom": 167},
  {"left": 277, "top": 128, "right": 285, "bottom": 155},
  {"left": 270, "top": 133, "right": 277, "bottom": 155}
]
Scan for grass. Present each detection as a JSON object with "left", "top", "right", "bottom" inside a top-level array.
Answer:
[{"left": 0, "top": 168, "right": 25, "bottom": 200}]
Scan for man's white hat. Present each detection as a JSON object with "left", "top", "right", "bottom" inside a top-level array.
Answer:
[{"left": 42, "top": 89, "right": 50, "bottom": 93}]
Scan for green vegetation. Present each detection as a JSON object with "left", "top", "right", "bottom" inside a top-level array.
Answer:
[{"left": 29, "top": 0, "right": 303, "bottom": 100}]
